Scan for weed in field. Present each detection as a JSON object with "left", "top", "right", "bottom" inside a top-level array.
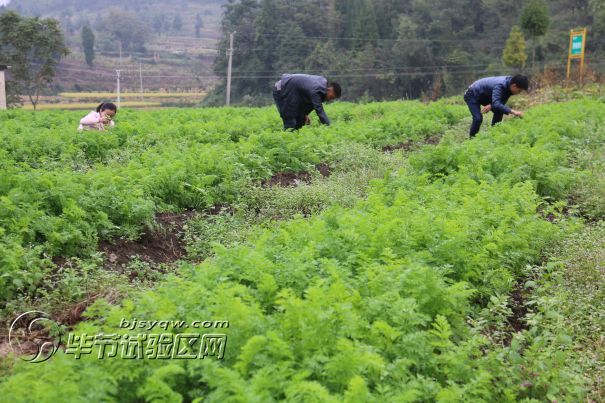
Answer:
[{"left": 528, "top": 223, "right": 605, "bottom": 400}]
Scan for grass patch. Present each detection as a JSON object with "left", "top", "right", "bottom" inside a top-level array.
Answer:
[
  {"left": 184, "top": 143, "right": 408, "bottom": 261},
  {"left": 572, "top": 146, "right": 605, "bottom": 220},
  {"left": 528, "top": 223, "right": 605, "bottom": 400}
]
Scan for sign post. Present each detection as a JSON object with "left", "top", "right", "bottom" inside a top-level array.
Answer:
[{"left": 567, "top": 29, "right": 587, "bottom": 82}]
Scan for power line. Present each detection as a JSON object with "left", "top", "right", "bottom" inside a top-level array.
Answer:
[
  {"left": 121, "top": 63, "right": 605, "bottom": 80},
  {"left": 248, "top": 33, "right": 509, "bottom": 44},
  {"left": 28, "top": 52, "right": 605, "bottom": 83},
  {"left": 48, "top": 60, "right": 605, "bottom": 80},
  {"left": 124, "top": 58, "right": 605, "bottom": 79},
  {"left": 226, "top": 59, "right": 579, "bottom": 75}
]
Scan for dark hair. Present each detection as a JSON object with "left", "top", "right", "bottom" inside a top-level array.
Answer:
[
  {"left": 96, "top": 102, "right": 118, "bottom": 113},
  {"left": 510, "top": 75, "right": 529, "bottom": 91},
  {"left": 328, "top": 82, "right": 342, "bottom": 98}
]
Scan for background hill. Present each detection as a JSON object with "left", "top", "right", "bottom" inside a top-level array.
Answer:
[
  {"left": 1, "top": 0, "right": 604, "bottom": 106},
  {"left": 2, "top": 0, "right": 227, "bottom": 97}
]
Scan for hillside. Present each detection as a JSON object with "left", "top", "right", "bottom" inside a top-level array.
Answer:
[
  {"left": 3, "top": 0, "right": 227, "bottom": 94},
  {"left": 210, "top": 0, "right": 605, "bottom": 104}
]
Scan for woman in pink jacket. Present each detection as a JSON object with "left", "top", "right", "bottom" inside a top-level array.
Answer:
[{"left": 78, "top": 102, "right": 117, "bottom": 131}]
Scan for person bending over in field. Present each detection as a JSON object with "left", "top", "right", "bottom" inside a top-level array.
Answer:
[
  {"left": 463, "top": 75, "right": 529, "bottom": 138},
  {"left": 273, "top": 74, "right": 341, "bottom": 130},
  {"left": 78, "top": 102, "right": 117, "bottom": 131}
]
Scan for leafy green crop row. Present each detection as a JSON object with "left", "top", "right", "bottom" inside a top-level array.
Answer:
[
  {"left": 2, "top": 100, "right": 603, "bottom": 401},
  {"left": 0, "top": 101, "right": 465, "bottom": 302}
]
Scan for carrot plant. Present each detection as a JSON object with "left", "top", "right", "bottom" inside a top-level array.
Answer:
[
  {"left": 2, "top": 100, "right": 603, "bottom": 401},
  {"left": 0, "top": 101, "right": 465, "bottom": 303}
]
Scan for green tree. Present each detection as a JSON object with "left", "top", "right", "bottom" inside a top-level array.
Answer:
[
  {"left": 195, "top": 13, "right": 203, "bottom": 38},
  {"left": 172, "top": 15, "right": 182, "bottom": 33},
  {"left": 502, "top": 25, "right": 527, "bottom": 68},
  {"left": 152, "top": 14, "right": 165, "bottom": 34},
  {"left": 590, "top": 0, "right": 605, "bottom": 53},
  {"left": 0, "top": 11, "right": 69, "bottom": 109},
  {"left": 341, "top": 0, "right": 378, "bottom": 49},
  {"left": 81, "top": 25, "right": 95, "bottom": 67},
  {"left": 374, "top": 0, "right": 409, "bottom": 39},
  {"left": 104, "top": 8, "right": 151, "bottom": 52},
  {"left": 211, "top": 0, "right": 260, "bottom": 104},
  {"left": 521, "top": 0, "right": 550, "bottom": 67},
  {"left": 206, "top": 0, "right": 601, "bottom": 104}
]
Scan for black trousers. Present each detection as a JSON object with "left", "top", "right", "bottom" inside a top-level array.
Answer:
[
  {"left": 464, "top": 90, "right": 504, "bottom": 137},
  {"left": 273, "top": 87, "right": 305, "bottom": 130}
]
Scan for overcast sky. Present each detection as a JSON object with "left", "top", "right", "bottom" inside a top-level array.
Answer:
[{"left": 0, "top": 0, "right": 10, "bottom": 5}]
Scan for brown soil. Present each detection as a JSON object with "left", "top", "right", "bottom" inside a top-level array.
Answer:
[
  {"left": 316, "top": 163, "right": 332, "bottom": 177},
  {"left": 382, "top": 141, "right": 415, "bottom": 153},
  {"left": 99, "top": 211, "right": 197, "bottom": 269},
  {"left": 503, "top": 284, "right": 531, "bottom": 346},
  {"left": 382, "top": 134, "right": 442, "bottom": 153},
  {"left": 51, "top": 256, "right": 68, "bottom": 267},
  {"left": 263, "top": 163, "right": 333, "bottom": 187},
  {"left": 54, "top": 290, "right": 121, "bottom": 326},
  {"left": 508, "top": 287, "right": 530, "bottom": 333},
  {"left": 0, "top": 330, "right": 53, "bottom": 358},
  {"left": 424, "top": 134, "right": 442, "bottom": 145},
  {"left": 262, "top": 171, "right": 313, "bottom": 187},
  {"left": 0, "top": 289, "right": 122, "bottom": 359}
]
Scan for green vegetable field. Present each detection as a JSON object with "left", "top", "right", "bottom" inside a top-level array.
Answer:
[
  {"left": 0, "top": 102, "right": 463, "bottom": 303},
  {"left": 1, "top": 96, "right": 605, "bottom": 401}
]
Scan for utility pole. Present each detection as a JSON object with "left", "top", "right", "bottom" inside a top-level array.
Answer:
[
  {"left": 226, "top": 31, "right": 235, "bottom": 106},
  {"left": 0, "top": 65, "right": 8, "bottom": 110},
  {"left": 116, "top": 69, "right": 121, "bottom": 107},
  {"left": 139, "top": 64, "right": 144, "bottom": 101}
]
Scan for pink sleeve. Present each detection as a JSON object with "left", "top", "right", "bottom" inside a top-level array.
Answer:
[{"left": 80, "top": 111, "right": 100, "bottom": 125}]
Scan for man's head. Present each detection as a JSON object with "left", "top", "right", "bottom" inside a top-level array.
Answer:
[
  {"left": 510, "top": 75, "right": 529, "bottom": 95},
  {"left": 326, "top": 82, "right": 342, "bottom": 101}
]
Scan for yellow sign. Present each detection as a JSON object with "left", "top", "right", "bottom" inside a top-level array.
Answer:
[{"left": 567, "top": 28, "right": 587, "bottom": 81}]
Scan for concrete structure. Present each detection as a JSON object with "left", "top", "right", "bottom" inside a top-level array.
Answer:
[{"left": 0, "top": 65, "right": 8, "bottom": 110}]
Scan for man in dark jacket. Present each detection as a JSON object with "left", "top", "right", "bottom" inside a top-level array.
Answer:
[
  {"left": 273, "top": 74, "right": 342, "bottom": 130},
  {"left": 463, "top": 75, "right": 529, "bottom": 137}
]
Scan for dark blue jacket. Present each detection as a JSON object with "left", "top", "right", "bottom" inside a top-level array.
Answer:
[
  {"left": 276, "top": 74, "right": 330, "bottom": 125},
  {"left": 467, "top": 76, "right": 513, "bottom": 115}
]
